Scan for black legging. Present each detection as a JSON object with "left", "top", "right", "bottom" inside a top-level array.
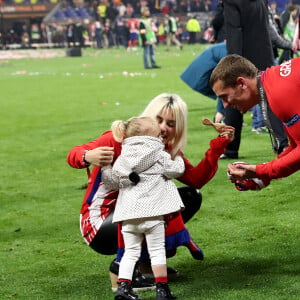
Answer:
[{"left": 89, "top": 186, "right": 202, "bottom": 255}]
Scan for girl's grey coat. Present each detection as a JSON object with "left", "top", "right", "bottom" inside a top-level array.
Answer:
[{"left": 102, "top": 136, "right": 185, "bottom": 223}]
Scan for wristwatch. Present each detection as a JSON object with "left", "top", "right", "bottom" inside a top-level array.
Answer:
[{"left": 82, "top": 150, "right": 91, "bottom": 167}]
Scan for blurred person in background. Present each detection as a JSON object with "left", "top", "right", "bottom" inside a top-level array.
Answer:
[
  {"left": 164, "top": 13, "right": 183, "bottom": 51},
  {"left": 279, "top": 2, "right": 298, "bottom": 63},
  {"left": 186, "top": 14, "right": 201, "bottom": 44},
  {"left": 139, "top": 6, "right": 161, "bottom": 69}
]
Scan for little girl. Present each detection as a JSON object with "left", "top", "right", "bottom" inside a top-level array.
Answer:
[{"left": 102, "top": 116, "right": 184, "bottom": 300}]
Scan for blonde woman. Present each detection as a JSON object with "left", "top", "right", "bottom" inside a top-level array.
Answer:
[{"left": 67, "top": 93, "right": 235, "bottom": 292}]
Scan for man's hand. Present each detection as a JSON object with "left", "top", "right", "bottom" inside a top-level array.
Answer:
[
  {"left": 227, "top": 162, "right": 257, "bottom": 180},
  {"left": 227, "top": 162, "right": 269, "bottom": 191}
]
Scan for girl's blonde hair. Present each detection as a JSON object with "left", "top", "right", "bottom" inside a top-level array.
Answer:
[
  {"left": 140, "top": 93, "right": 187, "bottom": 158},
  {"left": 111, "top": 116, "right": 157, "bottom": 142}
]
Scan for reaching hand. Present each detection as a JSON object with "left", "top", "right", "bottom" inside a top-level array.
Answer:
[
  {"left": 219, "top": 125, "right": 235, "bottom": 142},
  {"left": 227, "top": 162, "right": 257, "bottom": 180},
  {"left": 227, "top": 162, "right": 270, "bottom": 191}
]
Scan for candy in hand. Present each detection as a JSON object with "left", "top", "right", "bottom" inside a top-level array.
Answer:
[{"left": 202, "top": 118, "right": 225, "bottom": 133}]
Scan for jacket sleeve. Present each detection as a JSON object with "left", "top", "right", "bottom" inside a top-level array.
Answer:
[
  {"left": 256, "top": 128, "right": 300, "bottom": 180},
  {"left": 67, "top": 130, "right": 120, "bottom": 169},
  {"left": 269, "top": 17, "right": 292, "bottom": 50},
  {"left": 211, "top": 3, "right": 224, "bottom": 34},
  {"left": 180, "top": 42, "right": 227, "bottom": 98},
  {"left": 161, "top": 153, "right": 185, "bottom": 179},
  {"left": 256, "top": 147, "right": 300, "bottom": 180},
  {"left": 177, "top": 136, "right": 231, "bottom": 188},
  {"left": 101, "top": 165, "right": 121, "bottom": 191}
]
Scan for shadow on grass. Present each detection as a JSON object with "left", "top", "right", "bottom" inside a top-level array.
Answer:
[
  {"left": 37, "top": 254, "right": 300, "bottom": 300},
  {"left": 174, "top": 254, "right": 300, "bottom": 293}
]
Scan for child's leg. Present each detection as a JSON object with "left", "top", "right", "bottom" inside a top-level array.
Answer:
[
  {"left": 119, "top": 222, "right": 144, "bottom": 281},
  {"left": 145, "top": 218, "right": 176, "bottom": 299},
  {"left": 144, "top": 219, "right": 167, "bottom": 282},
  {"left": 115, "top": 222, "right": 144, "bottom": 300}
]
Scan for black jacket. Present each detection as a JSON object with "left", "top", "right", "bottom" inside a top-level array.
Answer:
[{"left": 224, "top": 0, "right": 274, "bottom": 69}]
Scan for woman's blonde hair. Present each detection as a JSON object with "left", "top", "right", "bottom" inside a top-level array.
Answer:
[
  {"left": 111, "top": 116, "right": 157, "bottom": 142},
  {"left": 140, "top": 93, "right": 187, "bottom": 158}
]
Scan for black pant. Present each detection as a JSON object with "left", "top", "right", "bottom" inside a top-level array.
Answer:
[
  {"left": 89, "top": 186, "right": 202, "bottom": 255},
  {"left": 224, "top": 107, "right": 243, "bottom": 158}
]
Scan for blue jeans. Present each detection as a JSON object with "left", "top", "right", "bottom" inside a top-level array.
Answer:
[
  {"left": 143, "top": 44, "right": 156, "bottom": 68},
  {"left": 95, "top": 28, "right": 102, "bottom": 48},
  {"left": 250, "top": 104, "right": 264, "bottom": 128}
]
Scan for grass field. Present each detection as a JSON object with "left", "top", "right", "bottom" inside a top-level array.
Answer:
[{"left": 0, "top": 45, "right": 299, "bottom": 300}]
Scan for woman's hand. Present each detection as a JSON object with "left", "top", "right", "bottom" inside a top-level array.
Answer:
[
  {"left": 84, "top": 147, "right": 114, "bottom": 167},
  {"left": 219, "top": 125, "right": 235, "bottom": 142}
]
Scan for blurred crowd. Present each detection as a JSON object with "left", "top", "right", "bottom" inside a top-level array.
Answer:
[
  {"left": 2, "top": 0, "right": 300, "bottom": 51},
  {"left": 1, "top": 0, "right": 216, "bottom": 49}
]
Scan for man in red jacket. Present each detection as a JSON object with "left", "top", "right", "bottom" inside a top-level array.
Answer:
[{"left": 210, "top": 54, "right": 300, "bottom": 183}]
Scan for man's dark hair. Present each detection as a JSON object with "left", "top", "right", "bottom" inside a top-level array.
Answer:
[{"left": 210, "top": 54, "right": 258, "bottom": 88}]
